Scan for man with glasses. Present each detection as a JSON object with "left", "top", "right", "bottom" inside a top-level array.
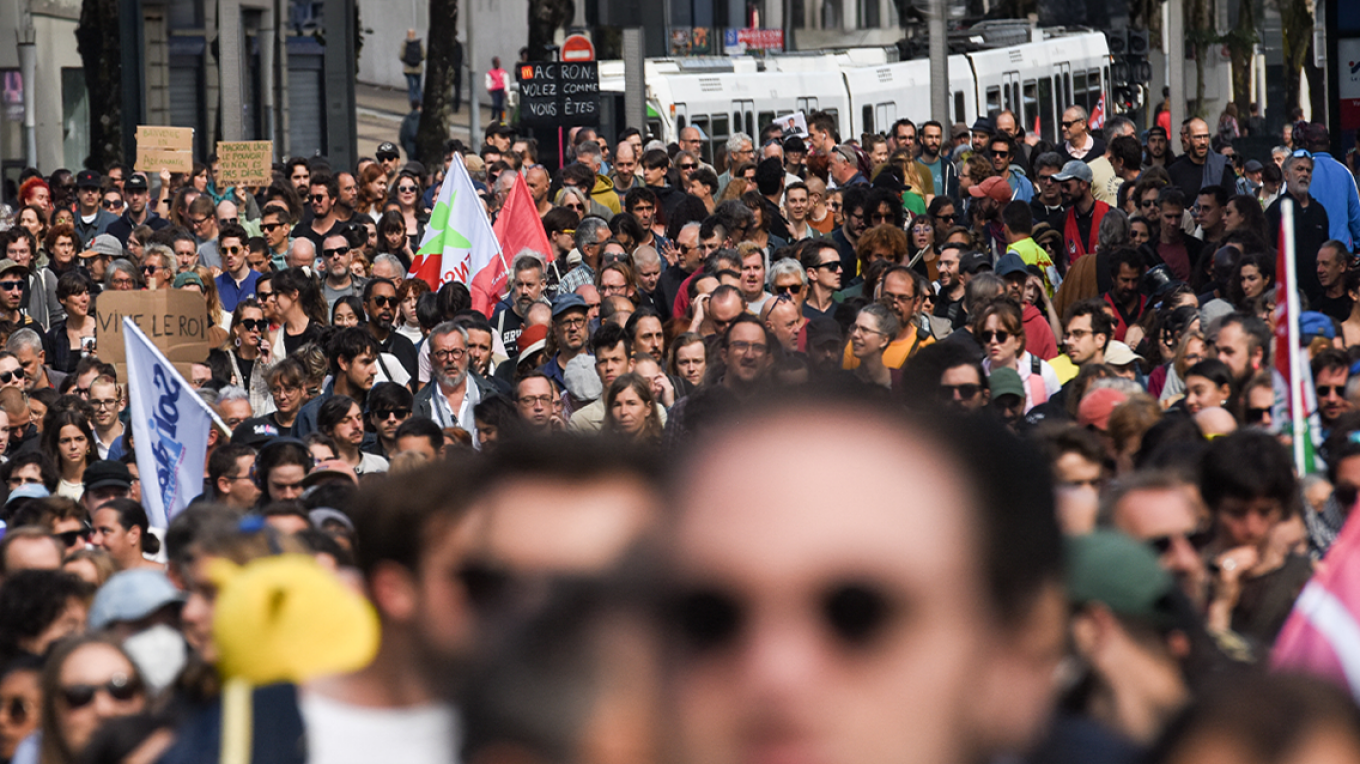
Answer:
[
  {"left": 801, "top": 241, "right": 844, "bottom": 320},
  {"left": 889, "top": 118, "right": 918, "bottom": 157},
  {"left": 989, "top": 136, "right": 1033, "bottom": 203},
  {"left": 0, "top": 260, "right": 37, "bottom": 332},
  {"left": 365, "top": 381, "right": 414, "bottom": 458},
  {"left": 72, "top": 171, "right": 118, "bottom": 247},
  {"left": 716, "top": 132, "right": 754, "bottom": 198},
  {"left": 1028, "top": 152, "right": 1067, "bottom": 233},
  {"left": 830, "top": 187, "right": 870, "bottom": 277},
  {"left": 1311, "top": 349, "right": 1352, "bottom": 436},
  {"left": 259, "top": 205, "right": 293, "bottom": 271},
  {"left": 537, "top": 294, "right": 592, "bottom": 392},
  {"left": 656, "top": 223, "right": 704, "bottom": 321},
  {"left": 678, "top": 126, "right": 704, "bottom": 157},
  {"left": 293, "top": 174, "right": 345, "bottom": 251},
  {"left": 843, "top": 266, "right": 933, "bottom": 372},
  {"left": 415, "top": 322, "right": 497, "bottom": 438},
  {"left": 87, "top": 375, "right": 125, "bottom": 459},
  {"left": 1058, "top": 106, "right": 1105, "bottom": 165},
  {"left": 1102, "top": 470, "right": 1210, "bottom": 606},
  {"left": 1168, "top": 117, "right": 1236, "bottom": 200},
  {"left": 106, "top": 174, "right": 168, "bottom": 246},
  {"left": 1265, "top": 149, "right": 1330, "bottom": 305},
  {"left": 213, "top": 223, "right": 260, "bottom": 312},
  {"left": 365, "top": 277, "right": 418, "bottom": 383},
  {"left": 320, "top": 230, "right": 366, "bottom": 313}
]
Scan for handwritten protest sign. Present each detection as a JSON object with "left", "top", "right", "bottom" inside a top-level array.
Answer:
[
  {"left": 95, "top": 290, "right": 214, "bottom": 380},
  {"left": 135, "top": 126, "right": 194, "bottom": 174},
  {"left": 215, "top": 141, "right": 273, "bottom": 186}
]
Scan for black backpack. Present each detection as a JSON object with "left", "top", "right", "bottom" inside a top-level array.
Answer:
[{"left": 402, "top": 39, "right": 422, "bottom": 67}]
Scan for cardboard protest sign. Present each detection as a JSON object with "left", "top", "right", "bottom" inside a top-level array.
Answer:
[
  {"left": 135, "top": 126, "right": 194, "bottom": 174},
  {"left": 95, "top": 290, "right": 214, "bottom": 380},
  {"left": 215, "top": 141, "right": 273, "bottom": 186}
]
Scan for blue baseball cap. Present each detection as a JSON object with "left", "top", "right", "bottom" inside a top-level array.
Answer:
[
  {"left": 4, "top": 483, "right": 49, "bottom": 507},
  {"left": 1300, "top": 311, "right": 1335, "bottom": 340},
  {"left": 88, "top": 569, "right": 184, "bottom": 630},
  {"left": 995, "top": 252, "right": 1028, "bottom": 279},
  {"left": 552, "top": 293, "right": 589, "bottom": 320}
]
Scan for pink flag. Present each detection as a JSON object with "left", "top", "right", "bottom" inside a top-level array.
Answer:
[
  {"left": 1272, "top": 512, "right": 1360, "bottom": 699},
  {"left": 468, "top": 172, "right": 553, "bottom": 316}
]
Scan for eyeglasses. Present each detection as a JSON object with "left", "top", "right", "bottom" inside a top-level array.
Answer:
[
  {"left": 869, "top": 212, "right": 894, "bottom": 224},
  {"left": 0, "top": 281, "right": 22, "bottom": 292},
  {"left": 668, "top": 581, "right": 897, "bottom": 655},
  {"left": 111, "top": 277, "right": 136, "bottom": 288},
  {"left": 1139, "top": 198, "right": 1158, "bottom": 208},
  {"left": 1146, "top": 530, "right": 1213, "bottom": 556},
  {"left": 517, "top": 394, "right": 553, "bottom": 407},
  {"left": 257, "top": 291, "right": 275, "bottom": 301},
  {"left": 432, "top": 347, "right": 468, "bottom": 361},
  {"left": 56, "top": 528, "right": 91, "bottom": 548},
  {"left": 678, "top": 163, "right": 696, "bottom": 170},
  {"left": 261, "top": 222, "right": 285, "bottom": 232},
  {"left": 813, "top": 261, "right": 843, "bottom": 271},
  {"left": 323, "top": 247, "right": 349, "bottom": 259},
  {"left": 1245, "top": 406, "right": 1272, "bottom": 424},
  {"left": 935, "top": 212, "right": 957, "bottom": 222},
  {"left": 851, "top": 322, "right": 886, "bottom": 336},
  {"left": 397, "top": 185, "right": 419, "bottom": 193},
  {"left": 0, "top": 370, "right": 18, "bottom": 385},
  {"left": 269, "top": 384, "right": 301, "bottom": 396},
  {"left": 991, "top": 150, "right": 1010, "bottom": 158},
  {"left": 979, "top": 330, "right": 1011, "bottom": 344},
  {"left": 1037, "top": 174, "right": 1057, "bottom": 184},
  {"left": 938, "top": 383, "right": 983, "bottom": 400},
  {"left": 90, "top": 397, "right": 119, "bottom": 410},
  {"left": 1064, "top": 329, "right": 1092, "bottom": 340},
  {"left": 1060, "top": 120, "right": 1078, "bottom": 129},
  {"left": 60, "top": 675, "right": 141, "bottom": 708},
  {"left": 189, "top": 216, "right": 211, "bottom": 226},
  {"left": 141, "top": 265, "right": 161, "bottom": 274},
  {"left": 774, "top": 284, "right": 801, "bottom": 296},
  {"left": 240, "top": 319, "right": 268, "bottom": 332},
  {"left": 101, "top": 200, "right": 123, "bottom": 209},
  {"left": 1318, "top": 385, "right": 1346, "bottom": 398},
  {"left": 369, "top": 295, "right": 398, "bottom": 308},
  {"left": 727, "top": 340, "right": 768, "bottom": 355},
  {"left": 373, "top": 407, "right": 411, "bottom": 420},
  {"left": 223, "top": 245, "right": 243, "bottom": 255},
  {"left": 558, "top": 317, "right": 587, "bottom": 329}
]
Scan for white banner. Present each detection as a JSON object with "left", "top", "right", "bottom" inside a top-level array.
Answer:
[{"left": 125, "top": 318, "right": 215, "bottom": 528}]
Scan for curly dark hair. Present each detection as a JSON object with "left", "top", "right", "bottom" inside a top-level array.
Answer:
[{"left": 0, "top": 570, "right": 94, "bottom": 659}]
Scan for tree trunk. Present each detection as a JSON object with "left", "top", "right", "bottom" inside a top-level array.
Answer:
[
  {"left": 1227, "top": 0, "right": 1256, "bottom": 118},
  {"left": 527, "top": 0, "right": 574, "bottom": 62},
  {"left": 416, "top": 0, "right": 459, "bottom": 167},
  {"left": 1279, "top": 0, "right": 1312, "bottom": 116},
  {"left": 1191, "top": 0, "right": 1212, "bottom": 117},
  {"left": 75, "top": 0, "right": 123, "bottom": 169},
  {"left": 1304, "top": 52, "right": 1326, "bottom": 123}
]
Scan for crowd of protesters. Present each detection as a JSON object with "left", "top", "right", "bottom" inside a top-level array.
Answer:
[{"left": 0, "top": 93, "right": 1358, "bottom": 764}]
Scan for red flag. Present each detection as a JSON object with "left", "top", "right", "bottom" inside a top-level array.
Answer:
[
  {"left": 1088, "top": 94, "right": 1106, "bottom": 130},
  {"left": 1274, "top": 209, "right": 1290, "bottom": 383},
  {"left": 1272, "top": 511, "right": 1360, "bottom": 697},
  {"left": 467, "top": 173, "right": 553, "bottom": 316}
]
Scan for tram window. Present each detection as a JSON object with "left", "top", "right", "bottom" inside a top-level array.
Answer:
[
  {"left": 759, "top": 111, "right": 775, "bottom": 135},
  {"left": 953, "top": 91, "right": 965, "bottom": 124},
  {"left": 711, "top": 114, "right": 730, "bottom": 144},
  {"left": 1037, "top": 78, "right": 1054, "bottom": 142},
  {"left": 1088, "top": 69, "right": 1102, "bottom": 109},
  {"left": 862, "top": 106, "right": 874, "bottom": 136},
  {"left": 1073, "top": 71, "right": 1087, "bottom": 112},
  {"left": 677, "top": 115, "right": 687, "bottom": 129},
  {"left": 1064, "top": 73, "right": 1072, "bottom": 110},
  {"left": 985, "top": 86, "right": 1001, "bottom": 119},
  {"left": 1022, "top": 80, "right": 1038, "bottom": 134},
  {"left": 690, "top": 115, "right": 711, "bottom": 162}
]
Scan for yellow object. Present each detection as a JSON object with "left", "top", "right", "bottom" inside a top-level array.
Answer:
[
  {"left": 209, "top": 554, "right": 380, "bottom": 685},
  {"left": 1049, "top": 354, "right": 1079, "bottom": 385}
]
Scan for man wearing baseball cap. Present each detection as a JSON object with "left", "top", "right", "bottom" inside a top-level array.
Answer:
[
  {"left": 968, "top": 176, "right": 1012, "bottom": 258},
  {"left": 72, "top": 170, "right": 118, "bottom": 247},
  {"left": 376, "top": 142, "right": 402, "bottom": 180},
  {"left": 106, "top": 173, "right": 170, "bottom": 246},
  {"left": 1053, "top": 160, "right": 1109, "bottom": 264}
]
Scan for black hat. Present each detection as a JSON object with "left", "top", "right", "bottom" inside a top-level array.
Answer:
[
  {"left": 805, "top": 315, "right": 843, "bottom": 348},
  {"left": 76, "top": 170, "right": 102, "bottom": 189},
  {"left": 83, "top": 460, "right": 133, "bottom": 491},
  {"left": 970, "top": 118, "right": 995, "bottom": 135},
  {"left": 232, "top": 420, "right": 280, "bottom": 448},
  {"left": 376, "top": 142, "right": 400, "bottom": 160},
  {"left": 124, "top": 174, "right": 149, "bottom": 192},
  {"left": 960, "top": 251, "right": 993, "bottom": 275}
]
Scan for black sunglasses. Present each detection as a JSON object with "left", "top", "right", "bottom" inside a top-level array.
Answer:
[
  {"left": 1245, "top": 406, "right": 1271, "bottom": 424},
  {"left": 369, "top": 295, "right": 398, "bottom": 308},
  {"left": 56, "top": 528, "right": 91, "bottom": 547},
  {"left": 774, "top": 285, "right": 801, "bottom": 296},
  {"left": 60, "top": 675, "right": 141, "bottom": 708},
  {"left": 240, "top": 319, "right": 268, "bottom": 332},
  {"left": 669, "top": 581, "right": 896, "bottom": 654},
  {"left": 373, "top": 407, "right": 412, "bottom": 420},
  {"left": 979, "top": 330, "right": 1011, "bottom": 344},
  {"left": 937, "top": 383, "right": 982, "bottom": 400},
  {"left": 322, "top": 247, "right": 349, "bottom": 259},
  {"left": 0, "top": 370, "right": 21, "bottom": 384},
  {"left": 1147, "top": 530, "right": 1213, "bottom": 556},
  {"left": 814, "top": 261, "right": 843, "bottom": 271}
]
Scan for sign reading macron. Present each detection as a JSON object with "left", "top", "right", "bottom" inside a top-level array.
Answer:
[
  {"left": 517, "top": 62, "right": 600, "bottom": 127},
  {"left": 215, "top": 141, "right": 274, "bottom": 186}
]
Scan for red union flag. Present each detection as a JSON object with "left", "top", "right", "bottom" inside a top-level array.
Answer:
[
  {"left": 1273, "top": 510, "right": 1360, "bottom": 699},
  {"left": 466, "top": 172, "right": 553, "bottom": 316}
]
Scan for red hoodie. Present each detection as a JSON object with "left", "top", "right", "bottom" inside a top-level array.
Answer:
[{"left": 1022, "top": 303, "right": 1059, "bottom": 360}]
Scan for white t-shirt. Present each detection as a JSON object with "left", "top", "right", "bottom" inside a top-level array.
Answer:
[{"left": 300, "top": 692, "right": 458, "bottom": 764}]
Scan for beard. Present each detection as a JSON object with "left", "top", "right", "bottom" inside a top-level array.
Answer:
[{"left": 438, "top": 367, "right": 468, "bottom": 390}]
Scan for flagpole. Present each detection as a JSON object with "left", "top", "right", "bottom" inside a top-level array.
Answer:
[{"left": 1283, "top": 201, "right": 1306, "bottom": 474}]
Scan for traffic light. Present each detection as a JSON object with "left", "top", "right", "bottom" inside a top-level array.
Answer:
[{"left": 1108, "top": 29, "right": 1151, "bottom": 86}]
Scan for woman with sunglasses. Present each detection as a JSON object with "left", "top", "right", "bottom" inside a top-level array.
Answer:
[
  {"left": 38, "top": 635, "right": 147, "bottom": 764},
  {"left": 554, "top": 186, "right": 591, "bottom": 218},
  {"left": 389, "top": 171, "right": 427, "bottom": 252},
  {"left": 927, "top": 197, "right": 957, "bottom": 250},
  {"left": 0, "top": 655, "right": 41, "bottom": 762},
  {"left": 975, "top": 300, "right": 1059, "bottom": 412},
  {"left": 41, "top": 409, "right": 96, "bottom": 501},
  {"left": 225, "top": 298, "right": 276, "bottom": 415}
]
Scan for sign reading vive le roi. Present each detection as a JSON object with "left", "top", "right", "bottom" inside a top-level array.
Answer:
[{"left": 517, "top": 62, "right": 600, "bottom": 127}]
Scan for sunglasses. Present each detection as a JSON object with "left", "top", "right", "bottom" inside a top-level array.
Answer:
[
  {"left": 323, "top": 247, "right": 349, "bottom": 259},
  {"left": 814, "top": 261, "right": 843, "bottom": 271},
  {"left": 223, "top": 245, "right": 243, "bottom": 255},
  {"left": 397, "top": 185, "right": 419, "bottom": 193},
  {"left": 774, "top": 285, "right": 801, "bottom": 296},
  {"left": 240, "top": 319, "right": 268, "bottom": 332},
  {"left": 979, "top": 330, "right": 1011, "bottom": 344},
  {"left": 101, "top": 200, "right": 123, "bottom": 209},
  {"left": 0, "top": 370, "right": 21, "bottom": 385},
  {"left": 56, "top": 528, "right": 91, "bottom": 548},
  {"left": 937, "top": 383, "right": 982, "bottom": 400},
  {"left": 219, "top": 217, "right": 239, "bottom": 226},
  {"left": 0, "top": 281, "right": 22, "bottom": 292},
  {"left": 935, "top": 213, "right": 957, "bottom": 222},
  {"left": 60, "top": 675, "right": 141, "bottom": 709},
  {"left": 1318, "top": 385, "right": 1345, "bottom": 398},
  {"left": 374, "top": 407, "right": 412, "bottom": 420},
  {"left": 679, "top": 163, "right": 697, "bottom": 170},
  {"left": 369, "top": 295, "right": 398, "bottom": 308},
  {"left": 668, "top": 581, "right": 897, "bottom": 655},
  {"left": 0, "top": 696, "right": 31, "bottom": 724},
  {"left": 1245, "top": 406, "right": 1271, "bottom": 424},
  {"left": 1060, "top": 120, "right": 1079, "bottom": 129},
  {"left": 827, "top": 202, "right": 843, "bottom": 210},
  {"left": 1146, "top": 529, "right": 1214, "bottom": 556},
  {"left": 261, "top": 222, "right": 285, "bottom": 232}
]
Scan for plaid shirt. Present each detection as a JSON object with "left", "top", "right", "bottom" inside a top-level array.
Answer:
[{"left": 556, "top": 263, "right": 597, "bottom": 296}]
